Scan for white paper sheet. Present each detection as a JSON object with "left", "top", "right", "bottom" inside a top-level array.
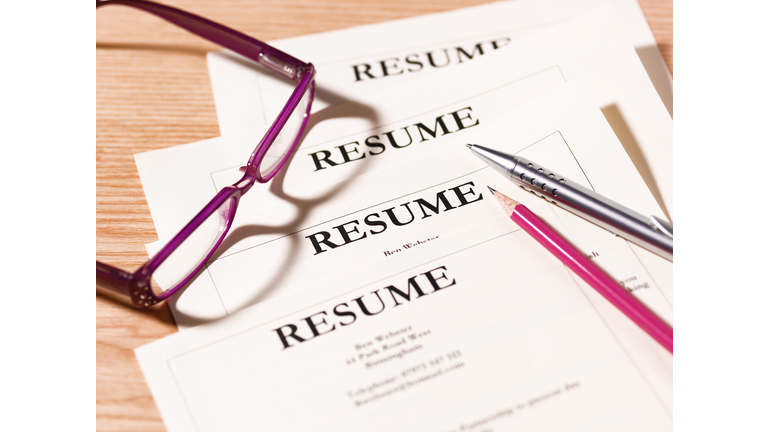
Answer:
[
  {"left": 207, "top": 0, "right": 673, "bottom": 217},
  {"left": 136, "top": 82, "right": 671, "bottom": 431}
]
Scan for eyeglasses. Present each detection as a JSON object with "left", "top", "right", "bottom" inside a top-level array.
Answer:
[{"left": 96, "top": 0, "right": 315, "bottom": 307}]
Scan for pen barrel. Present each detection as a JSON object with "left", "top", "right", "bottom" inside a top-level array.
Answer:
[
  {"left": 511, "top": 205, "right": 673, "bottom": 353},
  {"left": 508, "top": 155, "right": 672, "bottom": 261}
]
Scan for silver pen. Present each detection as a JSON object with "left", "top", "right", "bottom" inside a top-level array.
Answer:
[{"left": 467, "top": 144, "right": 673, "bottom": 261}]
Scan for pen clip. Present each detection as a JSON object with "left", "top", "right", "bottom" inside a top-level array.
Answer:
[{"left": 649, "top": 216, "right": 673, "bottom": 239}]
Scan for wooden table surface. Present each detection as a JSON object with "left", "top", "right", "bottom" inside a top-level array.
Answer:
[{"left": 96, "top": 1, "right": 672, "bottom": 430}]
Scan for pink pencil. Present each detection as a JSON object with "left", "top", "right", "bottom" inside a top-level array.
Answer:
[{"left": 488, "top": 186, "right": 673, "bottom": 354}]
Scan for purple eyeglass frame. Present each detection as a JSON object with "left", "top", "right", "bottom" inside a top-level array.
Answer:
[{"left": 96, "top": 0, "right": 316, "bottom": 307}]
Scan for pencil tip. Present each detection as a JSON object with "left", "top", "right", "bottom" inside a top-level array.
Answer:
[
  {"left": 487, "top": 187, "right": 518, "bottom": 216},
  {"left": 466, "top": 143, "right": 474, "bottom": 149}
]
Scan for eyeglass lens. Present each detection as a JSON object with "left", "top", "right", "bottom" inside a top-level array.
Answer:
[
  {"left": 258, "top": 86, "right": 311, "bottom": 178},
  {"left": 148, "top": 196, "right": 237, "bottom": 297}
]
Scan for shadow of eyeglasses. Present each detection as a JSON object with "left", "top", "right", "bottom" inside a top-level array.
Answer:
[
  {"left": 97, "top": 78, "right": 380, "bottom": 327},
  {"left": 167, "top": 96, "right": 379, "bottom": 327}
]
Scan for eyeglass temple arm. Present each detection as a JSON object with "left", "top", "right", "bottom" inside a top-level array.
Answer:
[
  {"left": 97, "top": 261, "right": 132, "bottom": 296},
  {"left": 96, "top": 0, "right": 307, "bottom": 80}
]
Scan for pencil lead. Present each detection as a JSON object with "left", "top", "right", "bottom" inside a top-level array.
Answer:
[
  {"left": 487, "top": 186, "right": 496, "bottom": 194},
  {"left": 466, "top": 143, "right": 474, "bottom": 149}
]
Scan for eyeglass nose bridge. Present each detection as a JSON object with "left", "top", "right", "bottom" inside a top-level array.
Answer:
[{"left": 233, "top": 166, "right": 259, "bottom": 194}]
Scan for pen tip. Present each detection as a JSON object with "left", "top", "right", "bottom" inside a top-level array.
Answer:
[
  {"left": 487, "top": 186, "right": 497, "bottom": 194},
  {"left": 466, "top": 143, "right": 474, "bottom": 149}
]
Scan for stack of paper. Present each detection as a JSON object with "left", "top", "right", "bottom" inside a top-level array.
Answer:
[{"left": 133, "top": 1, "right": 673, "bottom": 430}]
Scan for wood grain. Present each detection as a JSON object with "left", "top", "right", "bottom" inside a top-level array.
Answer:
[{"left": 96, "top": 1, "right": 671, "bottom": 430}]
